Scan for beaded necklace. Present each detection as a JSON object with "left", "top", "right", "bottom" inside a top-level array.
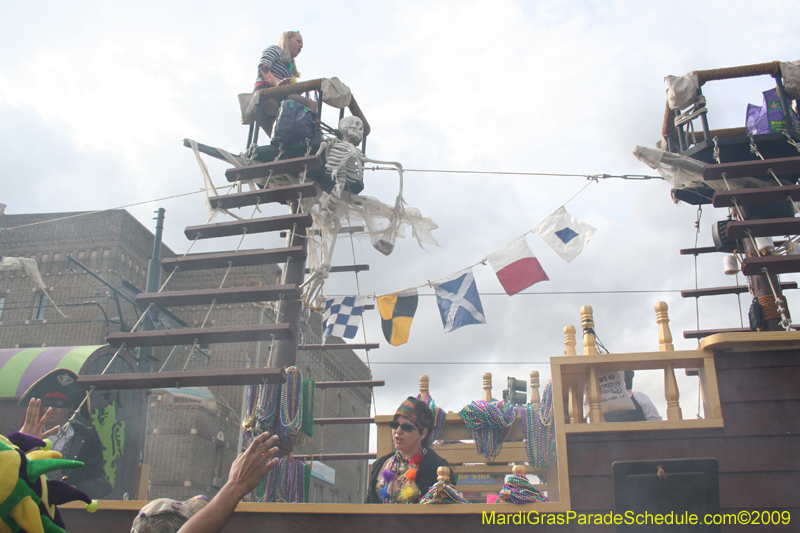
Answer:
[
  {"left": 378, "top": 448, "right": 425, "bottom": 503},
  {"left": 279, "top": 367, "right": 303, "bottom": 443},
  {"left": 251, "top": 456, "right": 307, "bottom": 503},
  {"left": 243, "top": 381, "right": 279, "bottom": 438},
  {"left": 417, "top": 393, "right": 445, "bottom": 446},
  {"left": 419, "top": 478, "right": 469, "bottom": 504},
  {"left": 295, "top": 377, "right": 316, "bottom": 446},
  {"left": 459, "top": 399, "right": 516, "bottom": 462},
  {"left": 522, "top": 381, "right": 556, "bottom": 472},
  {"left": 499, "top": 473, "right": 549, "bottom": 504}
]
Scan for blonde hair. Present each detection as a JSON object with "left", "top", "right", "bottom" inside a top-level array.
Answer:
[{"left": 277, "top": 31, "right": 302, "bottom": 78}]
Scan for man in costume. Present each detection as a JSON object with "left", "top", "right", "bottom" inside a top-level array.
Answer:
[{"left": 19, "top": 368, "right": 112, "bottom": 498}]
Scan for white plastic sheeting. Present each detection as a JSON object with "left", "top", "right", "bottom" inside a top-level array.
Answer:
[
  {"left": 0, "top": 256, "right": 67, "bottom": 317},
  {"left": 633, "top": 145, "right": 768, "bottom": 192},
  {"left": 782, "top": 61, "right": 800, "bottom": 100},
  {"left": 665, "top": 73, "right": 700, "bottom": 111}
]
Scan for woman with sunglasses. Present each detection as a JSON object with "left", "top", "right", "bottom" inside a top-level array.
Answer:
[{"left": 365, "top": 397, "right": 456, "bottom": 503}]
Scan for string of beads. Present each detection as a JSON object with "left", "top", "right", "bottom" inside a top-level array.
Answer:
[
  {"left": 417, "top": 393, "right": 445, "bottom": 446},
  {"left": 279, "top": 367, "right": 304, "bottom": 444},
  {"left": 251, "top": 456, "right": 308, "bottom": 503},
  {"left": 499, "top": 474, "right": 548, "bottom": 504},
  {"left": 459, "top": 399, "right": 516, "bottom": 462},
  {"left": 419, "top": 480, "right": 470, "bottom": 504},
  {"left": 522, "top": 380, "right": 556, "bottom": 473}
]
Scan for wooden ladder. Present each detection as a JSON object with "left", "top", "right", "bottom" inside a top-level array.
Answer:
[
  {"left": 680, "top": 156, "right": 800, "bottom": 339},
  {"left": 106, "top": 178, "right": 315, "bottom": 377}
]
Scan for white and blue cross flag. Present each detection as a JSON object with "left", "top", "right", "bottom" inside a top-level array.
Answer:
[
  {"left": 432, "top": 269, "right": 486, "bottom": 333},
  {"left": 533, "top": 206, "right": 596, "bottom": 263},
  {"left": 323, "top": 295, "right": 367, "bottom": 339}
]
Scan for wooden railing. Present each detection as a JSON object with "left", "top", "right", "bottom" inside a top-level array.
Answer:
[{"left": 552, "top": 302, "right": 724, "bottom": 433}]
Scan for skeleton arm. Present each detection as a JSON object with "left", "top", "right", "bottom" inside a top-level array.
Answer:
[{"left": 362, "top": 156, "right": 404, "bottom": 195}]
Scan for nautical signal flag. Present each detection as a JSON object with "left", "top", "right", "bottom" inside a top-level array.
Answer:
[
  {"left": 377, "top": 289, "right": 419, "bottom": 346},
  {"left": 433, "top": 269, "right": 486, "bottom": 333},
  {"left": 323, "top": 295, "right": 367, "bottom": 339},
  {"left": 532, "top": 206, "right": 596, "bottom": 263},
  {"left": 486, "top": 237, "right": 549, "bottom": 295}
]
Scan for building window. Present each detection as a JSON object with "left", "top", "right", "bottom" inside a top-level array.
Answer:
[
  {"left": 314, "top": 483, "right": 324, "bottom": 503},
  {"left": 330, "top": 490, "right": 338, "bottom": 503},
  {"left": 337, "top": 393, "right": 342, "bottom": 416},
  {"left": 0, "top": 296, "right": 5, "bottom": 320},
  {"left": 32, "top": 293, "right": 47, "bottom": 320}
]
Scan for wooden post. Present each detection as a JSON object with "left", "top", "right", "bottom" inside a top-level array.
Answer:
[
  {"left": 419, "top": 375, "right": 429, "bottom": 402},
  {"left": 655, "top": 301, "right": 675, "bottom": 352},
  {"left": 530, "top": 371, "right": 540, "bottom": 410},
  {"left": 483, "top": 372, "right": 493, "bottom": 402},
  {"left": 272, "top": 200, "right": 308, "bottom": 368},
  {"left": 664, "top": 364, "right": 683, "bottom": 420},
  {"left": 568, "top": 383, "right": 584, "bottom": 424},
  {"left": 587, "top": 367, "right": 603, "bottom": 423},
  {"left": 564, "top": 325, "right": 577, "bottom": 356},
  {"left": 581, "top": 306, "right": 598, "bottom": 355},
  {"left": 434, "top": 466, "right": 451, "bottom": 504}
]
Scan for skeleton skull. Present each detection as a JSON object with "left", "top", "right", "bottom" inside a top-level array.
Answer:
[{"left": 338, "top": 116, "right": 364, "bottom": 145}]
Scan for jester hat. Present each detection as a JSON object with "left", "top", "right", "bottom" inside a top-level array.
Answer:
[{"left": 0, "top": 432, "right": 96, "bottom": 533}]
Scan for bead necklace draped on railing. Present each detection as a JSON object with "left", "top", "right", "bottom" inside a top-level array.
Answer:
[
  {"left": 459, "top": 399, "right": 516, "bottom": 462},
  {"left": 244, "top": 366, "right": 314, "bottom": 447},
  {"left": 497, "top": 472, "right": 548, "bottom": 504},
  {"left": 250, "top": 456, "right": 309, "bottom": 503},
  {"left": 521, "top": 380, "right": 556, "bottom": 473},
  {"left": 279, "top": 367, "right": 304, "bottom": 446},
  {"left": 416, "top": 393, "right": 445, "bottom": 446}
]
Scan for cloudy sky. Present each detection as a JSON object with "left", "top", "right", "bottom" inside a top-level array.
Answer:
[{"left": 3, "top": 1, "right": 799, "bottom": 446}]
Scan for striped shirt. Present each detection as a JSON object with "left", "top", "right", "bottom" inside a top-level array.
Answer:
[{"left": 255, "top": 45, "right": 294, "bottom": 89}]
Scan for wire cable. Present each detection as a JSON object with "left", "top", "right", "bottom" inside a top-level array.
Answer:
[{"left": 0, "top": 189, "right": 206, "bottom": 233}]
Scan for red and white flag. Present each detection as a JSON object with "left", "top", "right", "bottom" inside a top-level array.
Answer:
[{"left": 486, "top": 237, "right": 549, "bottom": 296}]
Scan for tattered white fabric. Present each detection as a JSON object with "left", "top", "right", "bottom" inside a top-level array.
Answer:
[
  {"left": 633, "top": 145, "right": 771, "bottom": 192},
  {"left": 665, "top": 73, "right": 700, "bottom": 111},
  {"left": 0, "top": 257, "right": 67, "bottom": 317},
  {"left": 185, "top": 138, "right": 264, "bottom": 223},
  {"left": 781, "top": 60, "right": 800, "bottom": 100},
  {"left": 238, "top": 91, "right": 260, "bottom": 125},
  {"left": 320, "top": 78, "right": 352, "bottom": 108}
]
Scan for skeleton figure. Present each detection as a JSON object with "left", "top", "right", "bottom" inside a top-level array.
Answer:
[
  {"left": 321, "top": 116, "right": 366, "bottom": 199},
  {"left": 301, "top": 116, "right": 407, "bottom": 303}
]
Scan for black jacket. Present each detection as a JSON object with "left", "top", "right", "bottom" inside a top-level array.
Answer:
[
  {"left": 54, "top": 421, "right": 112, "bottom": 498},
  {"left": 365, "top": 448, "right": 456, "bottom": 503}
]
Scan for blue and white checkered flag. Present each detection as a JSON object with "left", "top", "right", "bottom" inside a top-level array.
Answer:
[{"left": 323, "top": 296, "right": 367, "bottom": 339}]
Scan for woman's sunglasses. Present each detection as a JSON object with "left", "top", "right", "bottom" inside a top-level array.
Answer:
[{"left": 389, "top": 421, "right": 418, "bottom": 432}]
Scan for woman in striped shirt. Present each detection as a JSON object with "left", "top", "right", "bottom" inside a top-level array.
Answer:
[{"left": 255, "top": 31, "right": 317, "bottom": 138}]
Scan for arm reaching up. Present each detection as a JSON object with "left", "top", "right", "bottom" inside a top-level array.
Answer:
[{"left": 180, "top": 432, "right": 280, "bottom": 533}]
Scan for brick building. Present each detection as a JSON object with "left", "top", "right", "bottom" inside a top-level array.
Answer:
[{"left": 0, "top": 209, "right": 372, "bottom": 503}]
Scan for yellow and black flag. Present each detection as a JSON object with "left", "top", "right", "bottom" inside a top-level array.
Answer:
[{"left": 377, "top": 289, "right": 419, "bottom": 346}]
